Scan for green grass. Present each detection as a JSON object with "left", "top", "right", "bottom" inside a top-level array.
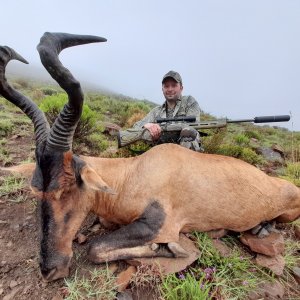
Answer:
[
  {"left": 64, "top": 267, "right": 117, "bottom": 300},
  {"left": 161, "top": 232, "right": 274, "bottom": 300},
  {"left": 0, "top": 174, "right": 28, "bottom": 202},
  {"left": 161, "top": 272, "right": 212, "bottom": 300}
]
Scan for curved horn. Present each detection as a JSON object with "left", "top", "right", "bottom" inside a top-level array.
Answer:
[
  {"left": 37, "top": 32, "right": 107, "bottom": 151},
  {"left": 0, "top": 46, "right": 50, "bottom": 146}
]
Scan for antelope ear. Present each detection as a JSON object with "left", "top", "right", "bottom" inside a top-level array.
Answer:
[
  {"left": 0, "top": 163, "right": 36, "bottom": 178},
  {"left": 80, "top": 166, "right": 117, "bottom": 195}
]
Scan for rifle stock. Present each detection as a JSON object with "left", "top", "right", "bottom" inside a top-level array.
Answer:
[{"left": 117, "top": 115, "right": 290, "bottom": 148}]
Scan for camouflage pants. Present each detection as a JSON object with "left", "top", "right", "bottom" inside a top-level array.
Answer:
[
  {"left": 178, "top": 126, "right": 202, "bottom": 152},
  {"left": 159, "top": 126, "right": 203, "bottom": 152}
]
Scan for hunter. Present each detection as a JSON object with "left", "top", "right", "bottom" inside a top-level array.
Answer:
[{"left": 133, "top": 70, "right": 202, "bottom": 151}]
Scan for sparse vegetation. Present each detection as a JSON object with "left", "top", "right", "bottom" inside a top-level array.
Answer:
[
  {"left": 64, "top": 267, "right": 117, "bottom": 300},
  {"left": 0, "top": 174, "right": 28, "bottom": 202}
]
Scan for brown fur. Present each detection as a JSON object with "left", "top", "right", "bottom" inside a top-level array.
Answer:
[
  {"left": 5, "top": 143, "right": 300, "bottom": 245},
  {"left": 80, "top": 144, "right": 299, "bottom": 243}
]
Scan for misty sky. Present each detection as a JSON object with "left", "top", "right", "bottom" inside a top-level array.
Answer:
[{"left": 1, "top": 0, "right": 300, "bottom": 130}]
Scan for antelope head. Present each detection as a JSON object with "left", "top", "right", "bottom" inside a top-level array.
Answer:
[{"left": 0, "top": 32, "right": 109, "bottom": 281}]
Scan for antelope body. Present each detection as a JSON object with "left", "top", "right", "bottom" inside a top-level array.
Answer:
[{"left": 1, "top": 33, "right": 299, "bottom": 282}]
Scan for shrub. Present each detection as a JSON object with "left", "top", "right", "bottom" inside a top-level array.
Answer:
[
  {"left": 41, "top": 87, "right": 58, "bottom": 96},
  {"left": 0, "top": 119, "right": 14, "bottom": 137},
  {"left": 14, "top": 78, "right": 30, "bottom": 89},
  {"left": 240, "top": 148, "right": 263, "bottom": 165},
  {"left": 216, "top": 145, "right": 262, "bottom": 165},
  {"left": 40, "top": 93, "right": 97, "bottom": 143},
  {"left": 281, "top": 162, "right": 300, "bottom": 186},
  {"left": 86, "top": 133, "right": 109, "bottom": 153},
  {"left": 244, "top": 130, "right": 262, "bottom": 140},
  {"left": 31, "top": 89, "right": 45, "bottom": 102},
  {"left": 217, "top": 144, "right": 243, "bottom": 158},
  {"left": 234, "top": 134, "right": 250, "bottom": 146},
  {"left": 202, "top": 129, "right": 227, "bottom": 154}
]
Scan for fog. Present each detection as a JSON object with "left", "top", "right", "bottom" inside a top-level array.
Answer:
[{"left": 1, "top": 0, "right": 299, "bottom": 130}]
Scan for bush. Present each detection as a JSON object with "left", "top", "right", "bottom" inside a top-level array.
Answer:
[
  {"left": 41, "top": 87, "right": 58, "bottom": 96},
  {"left": 39, "top": 93, "right": 97, "bottom": 143},
  {"left": 202, "top": 129, "right": 227, "bottom": 154},
  {"left": 216, "top": 144, "right": 262, "bottom": 165},
  {"left": 240, "top": 148, "right": 263, "bottom": 165},
  {"left": 0, "top": 119, "right": 14, "bottom": 137},
  {"left": 86, "top": 133, "right": 109, "bottom": 153},
  {"left": 282, "top": 162, "right": 300, "bottom": 186},
  {"left": 244, "top": 130, "right": 262, "bottom": 140},
  {"left": 217, "top": 144, "right": 243, "bottom": 158},
  {"left": 234, "top": 134, "right": 250, "bottom": 146}
]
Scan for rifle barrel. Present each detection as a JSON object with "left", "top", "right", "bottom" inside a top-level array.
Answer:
[{"left": 227, "top": 115, "right": 290, "bottom": 124}]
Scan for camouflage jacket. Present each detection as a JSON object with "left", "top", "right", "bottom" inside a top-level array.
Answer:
[{"left": 133, "top": 95, "right": 201, "bottom": 128}]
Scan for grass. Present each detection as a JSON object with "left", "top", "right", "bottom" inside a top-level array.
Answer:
[
  {"left": 130, "top": 263, "right": 163, "bottom": 299},
  {"left": 160, "top": 232, "right": 274, "bottom": 300},
  {"left": 161, "top": 272, "right": 212, "bottom": 300},
  {"left": 0, "top": 174, "right": 28, "bottom": 202},
  {"left": 64, "top": 267, "right": 117, "bottom": 300}
]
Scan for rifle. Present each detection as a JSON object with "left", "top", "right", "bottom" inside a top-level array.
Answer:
[{"left": 117, "top": 115, "right": 290, "bottom": 148}]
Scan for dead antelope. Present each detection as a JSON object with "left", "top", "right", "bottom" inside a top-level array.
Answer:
[{"left": 0, "top": 32, "right": 299, "bottom": 282}]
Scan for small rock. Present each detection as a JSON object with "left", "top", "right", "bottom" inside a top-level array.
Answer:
[
  {"left": 0, "top": 288, "right": 4, "bottom": 295},
  {"left": 207, "top": 229, "right": 228, "bottom": 239},
  {"left": 116, "top": 266, "right": 137, "bottom": 292},
  {"left": 0, "top": 261, "right": 6, "bottom": 266},
  {"left": 9, "top": 280, "right": 18, "bottom": 289},
  {"left": 240, "top": 232, "right": 284, "bottom": 256},
  {"left": 211, "top": 239, "right": 232, "bottom": 257},
  {"left": 75, "top": 233, "right": 87, "bottom": 244},
  {"left": 257, "top": 147, "right": 284, "bottom": 164},
  {"left": 255, "top": 254, "right": 285, "bottom": 276},
  {"left": 271, "top": 144, "right": 285, "bottom": 156},
  {"left": 6, "top": 241, "right": 13, "bottom": 248},
  {"left": 247, "top": 280, "right": 284, "bottom": 299},
  {"left": 292, "top": 266, "right": 300, "bottom": 284}
]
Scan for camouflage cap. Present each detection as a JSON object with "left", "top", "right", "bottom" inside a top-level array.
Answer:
[{"left": 162, "top": 70, "right": 182, "bottom": 84}]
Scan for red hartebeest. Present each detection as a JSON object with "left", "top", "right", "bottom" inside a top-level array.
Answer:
[{"left": 0, "top": 33, "right": 299, "bottom": 282}]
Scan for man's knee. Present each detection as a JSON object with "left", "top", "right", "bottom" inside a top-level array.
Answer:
[{"left": 179, "top": 127, "right": 202, "bottom": 152}]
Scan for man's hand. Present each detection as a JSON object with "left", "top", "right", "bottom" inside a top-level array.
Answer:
[{"left": 144, "top": 123, "right": 162, "bottom": 140}]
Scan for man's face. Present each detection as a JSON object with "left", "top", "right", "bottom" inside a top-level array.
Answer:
[{"left": 162, "top": 78, "right": 183, "bottom": 102}]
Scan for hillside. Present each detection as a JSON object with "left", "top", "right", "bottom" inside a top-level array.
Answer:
[{"left": 0, "top": 79, "right": 299, "bottom": 299}]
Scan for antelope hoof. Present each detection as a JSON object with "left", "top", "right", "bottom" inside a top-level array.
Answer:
[
  {"left": 167, "top": 242, "right": 189, "bottom": 258},
  {"left": 251, "top": 221, "right": 279, "bottom": 238}
]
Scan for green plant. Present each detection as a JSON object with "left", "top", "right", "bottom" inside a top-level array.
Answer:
[
  {"left": 40, "top": 93, "right": 98, "bottom": 143},
  {"left": 244, "top": 129, "right": 262, "bottom": 140},
  {"left": 234, "top": 134, "right": 250, "bottom": 146},
  {"left": 86, "top": 133, "right": 109, "bottom": 153},
  {"left": 64, "top": 267, "right": 117, "bottom": 300},
  {"left": 281, "top": 162, "right": 300, "bottom": 186},
  {"left": 0, "top": 119, "right": 14, "bottom": 137},
  {"left": 191, "top": 232, "right": 273, "bottom": 299},
  {"left": 161, "top": 272, "right": 212, "bottom": 300},
  {"left": 240, "top": 148, "right": 263, "bottom": 165},
  {"left": 202, "top": 129, "right": 227, "bottom": 154},
  {"left": 0, "top": 174, "right": 28, "bottom": 202}
]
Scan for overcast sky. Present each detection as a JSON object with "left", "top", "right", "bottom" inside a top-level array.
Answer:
[{"left": 1, "top": 0, "right": 299, "bottom": 130}]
